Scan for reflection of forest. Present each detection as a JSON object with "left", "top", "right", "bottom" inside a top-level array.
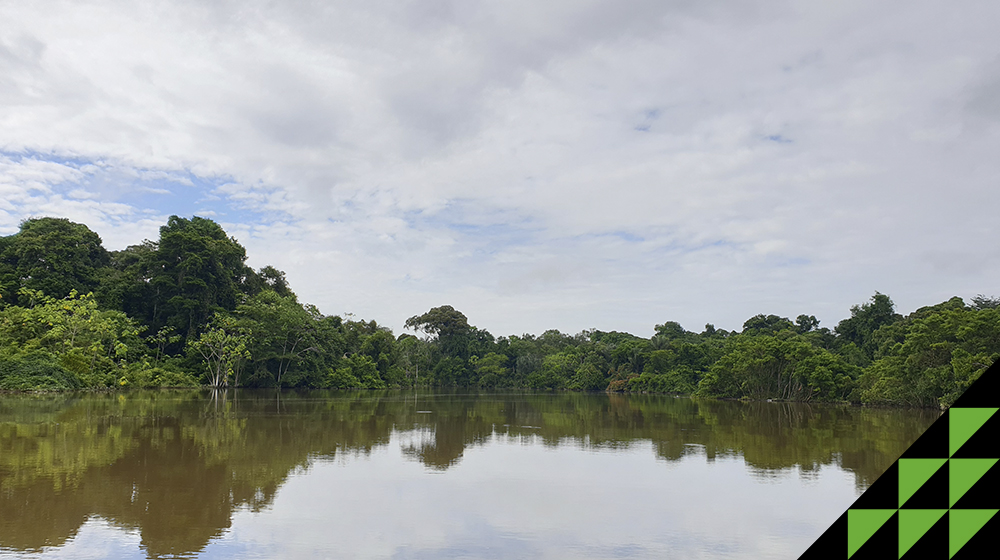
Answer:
[{"left": 0, "top": 391, "right": 938, "bottom": 557}]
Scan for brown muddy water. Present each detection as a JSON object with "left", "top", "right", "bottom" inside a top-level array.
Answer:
[{"left": 0, "top": 390, "right": 938, "bottom": 559}]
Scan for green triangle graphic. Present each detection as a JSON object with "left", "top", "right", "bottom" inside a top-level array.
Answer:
[
  {"left": 949, "top": 458, "right": 998, "bottom": 508},
  {"left": 801, "top": 363, "right": 1000, "bottom": 560},
  {"left": 898, "top": 509, "right": 947, "bottom": 558},
  {"left": 949, "top": 509, "right": 998, "bottom": 558},
  {"left": 899, "top": 458, "right": 948, "bottom": 508},
  {"left": 848, "top": 509, "right": 896, "bottom": 558},
  {"left": 949, "top": 408, "right": 998, "bottom": 456}
]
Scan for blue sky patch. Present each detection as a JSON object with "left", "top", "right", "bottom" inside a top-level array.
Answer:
[{"left": 1, "top": 151, "right": 285, "bottom": 227}]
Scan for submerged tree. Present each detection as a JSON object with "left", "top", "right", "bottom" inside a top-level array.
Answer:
[
  {"left": 191, "top": 315, "right": 251, "bottom": 388},
  {"left": 234, "top": 290, "right": 320, "bottom": 387}
]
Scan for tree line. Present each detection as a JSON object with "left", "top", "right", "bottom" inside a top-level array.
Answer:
[{"left": 1, "top": 216, "right": 997, "bottom": 407}]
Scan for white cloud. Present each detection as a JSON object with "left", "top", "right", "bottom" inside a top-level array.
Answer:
[{"left": 1, "top": 0, "right": 998, "bottom": 335}]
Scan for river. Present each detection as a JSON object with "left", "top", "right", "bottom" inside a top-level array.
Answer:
[{"left": 0, "top": 390, "right": 938, "bottom": 559}]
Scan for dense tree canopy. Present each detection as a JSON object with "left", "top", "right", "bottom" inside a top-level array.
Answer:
[
  {"left": 140, "top": 216, "right": 251, "bottom": 338},
  {"left": 835, "top": 292, "right": 901, "bottom": 361},
  {"left": 0, "top": 218, "right": 110, "bottom": 306},
  {"left": 0, "top": 215, "right": 995, "bottom": 408}
]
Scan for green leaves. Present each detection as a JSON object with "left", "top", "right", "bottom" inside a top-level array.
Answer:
[
  {"left": 405, "top": 305, "right": 476, "bottom": 360},
  {"left": 697, "top": 334, "right": 858, "bottom": 401},
  {"left": 232, "top": 290, "right": 324, "bottom": 387},
  {"left": 856, "top": 304, "right": 1000, "bottom": 408},
  {"left": 1, "top": 215, "right": 997, "bottom": 406},
  {"left": 471, "top": 352, "right": 509, "bottom": 388},
  {"left": 0, "top": 218, "right": 110, "bottom": 306},
  {"left": 105, "top": 216, "right": 252, "bottom": 341},
  {"left": 835, "top": 292, "right": 901, "bottom": 361},
  {"left": 190, "top": 314, "right": 252, "bottom": 388},
  {"left": 0, "top": 289, "right": 144, "bottom": 388}
]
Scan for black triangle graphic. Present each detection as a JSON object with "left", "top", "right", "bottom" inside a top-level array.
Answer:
[
  {"left": 798, "top": 511, "right": 846, "bottom": 559},
  {"left": 849, "top": 510, "right": 898, "bottom": 560},
  {"left": 951, "top": 410, "right": 1000, "bottom": 459},
  {"left": 900, "top": 411, "right": 949, "bottom": 459},
  {"left": 799, "top": 362, "right": 999, "bottom": 556},
  {"left": 898, "top": 511, "right": 949, "bottom": 560},
  {"left": 950, "top": 510, "right": 1000, "bottom": 559},
  {"left": 951, "top": 460, "right": 1000, "bottom": 510},
  {"left": 900, "top": 461, "right": 949, "bottom": 509},
  {"left": 951, "top": 360, "right": 1000, "bottom": 409},
  {"left": 853, "top": 462, "right": 899, "bottom": 510}
]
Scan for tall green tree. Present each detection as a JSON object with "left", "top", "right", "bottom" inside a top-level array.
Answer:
[
  {"left": 396, "top": 333, "right": 430, "bottom": 385},
  {"left": 741, "top": 314, "right": 794, "bottom": 336},
  {"left": 471, "top": 352, "right": 510, "bottom": 388},
  {"left": 241, "top": 265, "right": 295, "bottom": 299},
  {"left": 98, "top": 240, "right": 158, "bottom": 316},
  {"left": 107, "top": 216, "right": 252, "bottom": 341},
  {"left": 856, "top": 302, "right": 1000, "bottom": 407},
  {"left": 358, "top": 329, "right": 402, "bottom": 385},
  {"left": 190, "top": 314, "right": 251, "bottom": 388},
  {"left": 154, "top": 216, "right": 250, "bottom": 338},
  {"left": 697, "top": 335, "right": 857, "bottom": 402},
  {"left": 405, "top": 305, "right": 475, "bottom": 359},
  {"left": 795, "top": 315, "right": 820, "bottom": 334},
  {"left": 0, "top": 218, "right": 110, "bottom": 306},
  {"left": 234, "top": 291, "right": 321, "bottom": 387},
  {"left": 654, "top": 321, "right": 696, "bottom": 342},
  {"left": 835, "top": 292, "right": 901, "bottom": 361}
]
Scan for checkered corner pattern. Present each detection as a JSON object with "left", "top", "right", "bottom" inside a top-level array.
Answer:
[{"left": 800, "top": 360, "right": 999, "bottom": 559}]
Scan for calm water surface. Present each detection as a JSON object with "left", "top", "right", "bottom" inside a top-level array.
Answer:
[{"left": 0, "top": 391, "right": 938, "bottom": 559}]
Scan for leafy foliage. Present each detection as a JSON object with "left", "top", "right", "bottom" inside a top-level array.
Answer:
[
  {"left": 104, "top": 216, "right": 253, "bottom": 341},
  {"left": 835, "top": 292, "right": 901, "bottom": 361},
  {"left": 190, "top": 314, "right": 252, "bottom": 388},
  {"left": 233, "top": 291, "right": 321, "bottom": 387},
  {"left": 0, "top": 289, "right": 144, "bottom": 387},
  {"left": 697, "top": 336, "right": 858, "bottom": 402},
  {"left": 0, "top": 218, "right": 110, "bottom": 306},
  {"left": 0, "top": 351, "right": 82, "bottom": 391},
  {"left": 0, "top": 214, "right": 995, "bottom": 408},
  {"left": 854, "top": 305, "right": 1000, "bottom": 407}
]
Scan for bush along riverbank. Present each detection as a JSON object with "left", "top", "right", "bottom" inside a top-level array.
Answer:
[{"left": 2, "top": 216, "right": 997, "bottom": 408}]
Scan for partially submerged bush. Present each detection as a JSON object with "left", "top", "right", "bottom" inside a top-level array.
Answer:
[{"left": 0, "top": 351, "right": 83, "bottom": 391}]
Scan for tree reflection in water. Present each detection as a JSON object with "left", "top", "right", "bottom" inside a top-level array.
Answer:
[{"left": 0, "top": 391, "right": 937, "bottom": 557}]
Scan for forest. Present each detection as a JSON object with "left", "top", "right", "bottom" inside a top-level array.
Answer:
[{"left": 0, "top": 216, "right": 997, "bottom": 408}]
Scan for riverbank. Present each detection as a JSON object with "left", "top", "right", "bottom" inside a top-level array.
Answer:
[{"left": 2, "top": 216, "right": 997, "bottom": 410}]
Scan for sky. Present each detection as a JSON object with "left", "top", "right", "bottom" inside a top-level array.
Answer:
[{"left": 1, "top": 0, "right": 998, "bottom": 338}]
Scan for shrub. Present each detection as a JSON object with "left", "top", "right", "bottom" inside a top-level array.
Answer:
[{"left": 0, "top": 352, "right": 83, "bottom": 391}]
